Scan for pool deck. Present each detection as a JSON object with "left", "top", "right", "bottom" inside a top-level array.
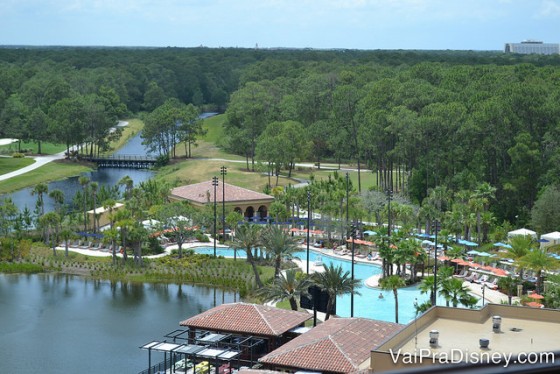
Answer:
[{"left": 293, "top": 245, "right": 516, "bottom": 305}]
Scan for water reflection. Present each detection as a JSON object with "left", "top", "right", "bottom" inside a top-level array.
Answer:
[{"left": 0, "top": 274, "right": 236, "bottom": 374}]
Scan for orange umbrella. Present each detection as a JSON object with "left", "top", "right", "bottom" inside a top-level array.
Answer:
[
  {"left": 438, "top": 256, "right": 450, "bottom": 261},
  {"left": 525, "top": 301, "right": 544, "bottom": 308},
  {"left": 492, "top": 268, "right": 509, "bottom": 276},
  {"left": 528, "top": 292, "right": 544, "bottom": 300}
]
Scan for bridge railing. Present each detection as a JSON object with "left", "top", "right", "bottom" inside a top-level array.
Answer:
[{"left": 80, "top": 154, "right": 157, "bottom": 162}]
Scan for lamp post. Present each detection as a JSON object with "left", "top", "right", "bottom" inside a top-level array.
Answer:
[
  {"left": 482, "top": 283, "right": 486, "bottom": 306},
  {"left": 346, "top": 173, "right": 350, "bottom": 248},
  {"left": 220, "top": 166, "right": 228, "bottom": 254},
  {"left": 212, "top": 176, "right": 218, "bottom": 258},
  {"left": 432, "top": 219, "right": 439, "bottom": 306},
  {"left": 351, "top": 222, "right": 356, "bottom": 317},
  {"left": 306, "top": 190, "right": 311, "bottom": 274}
]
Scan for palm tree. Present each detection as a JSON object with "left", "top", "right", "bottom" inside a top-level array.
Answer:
[
  {"left": 118, "top": 175, "right": 134, "bottom": 200},
  {"left": 419, "top": 275, "right": 436, "bottom": 305},
  {"left": 506, "top": 235, "right": 533, "bottom": 280},
  {"left": 48, "top": 189, "right": 65, "bottom": 215},
  {"left": 231, "top": 223, "right": 264, "bottom": 288},
  {"left": 497, "top": 276, "right": 519, "bottom": 305},
  {"left": 439, "top": 277, "right": 471, "bottom": 307},
  {"left": 519, "top": 248, "right": 559, "bottom": 294},
  {"left": 260, "top": 225, "right": 300, "bottom": 278},
  {"left": 314, "top": 263, "right": 361, "bottom": 320},
  {"left": 379, "top": 275, "right": 406, "bottom": 323},
  {"left": 39, "top": 211, "right": 61, "bottom": 256},
  {"left": 257, "top": 269, "right": 312, "bottom": 310},
  {"left": 78, "top": 176, "right": 90, "bottom": 231},
  {"left": 31, "top": 182, "right": 48, "bottom": 217},
  {"left": 90, "top": 182, "right": 99, "bottom": 233}
]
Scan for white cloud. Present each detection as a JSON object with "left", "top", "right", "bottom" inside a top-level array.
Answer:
[{"left": 536, "top": 0, "right": 560, "bottom": 18}]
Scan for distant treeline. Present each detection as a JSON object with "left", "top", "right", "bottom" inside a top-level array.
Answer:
[{"left": 1, "top": 47, "right": 560, "bottom": 227}]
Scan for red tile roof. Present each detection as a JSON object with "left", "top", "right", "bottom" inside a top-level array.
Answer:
[
  {"left": 179, "top": 303, "right": 312, "bottom": 337},
  {"left": 259, "top": 317, "right": 403, "bottom": 373},
  {"left": 170, "top": 181, "right": 274, "bottom": 205}
]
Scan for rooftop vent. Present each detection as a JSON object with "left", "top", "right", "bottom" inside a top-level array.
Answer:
[
  {"left": 429, "top": 330, "right": 439, "bottom": 348},
  {"left": 492, "top": 316, "right": 502, "bottom": 333},
  {"left": 479, "top": 338, "right": 490, "bottom": 349}
]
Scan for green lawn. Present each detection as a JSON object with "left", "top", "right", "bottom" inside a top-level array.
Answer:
[
  {"left": 0, "top": 160, "right": 92, "bottom": 194},
  {"left": 0, "top": 157, "right": 35, "bottom": 175},
  {"left": 0, "top": 140, "right": 66, "bottom": 155}
]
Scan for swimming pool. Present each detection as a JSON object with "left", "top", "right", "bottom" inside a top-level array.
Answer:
[{"left": 192, "top": 246, "right": 470, "bottom": 324}]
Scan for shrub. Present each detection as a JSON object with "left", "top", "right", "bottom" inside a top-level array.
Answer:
[{"left": 12, "top": 152, "right": 25, "bottom": 158}]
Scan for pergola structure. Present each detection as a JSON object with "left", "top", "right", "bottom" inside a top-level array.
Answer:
[
  {"left": 140, "top": 303, "right": 312, "bottom": 374},
  {"left": 140, "top": 329, "right": 266, "bottom": 374}
]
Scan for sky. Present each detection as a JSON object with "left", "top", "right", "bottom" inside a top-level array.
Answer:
[{"left": 1, "top": 0, "right": 559, "bottom": 51}]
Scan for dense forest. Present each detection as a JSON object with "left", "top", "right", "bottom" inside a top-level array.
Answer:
[{"left": 1, "top": 46, "right": 560, "bottom": 231}]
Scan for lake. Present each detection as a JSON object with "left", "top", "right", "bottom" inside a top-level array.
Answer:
[{"left": 0, "top": 273, "right": 237, "bottom": 373}]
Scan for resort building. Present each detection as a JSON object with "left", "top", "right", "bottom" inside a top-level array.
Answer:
[
  {"left": 371, "top": 304, "right": 560, "bottom": 372},
  {"left": 259, "top": 317, "right": 403, "bottom": 373},
  {"left": 140, "top": 303, "right": 560, "bottom": 374},
  {"left": 504, "top": 40, "right": 560, "bottom": 55},
  {"left": 170, "top": 181, "right": 274, "bottom": 222}
]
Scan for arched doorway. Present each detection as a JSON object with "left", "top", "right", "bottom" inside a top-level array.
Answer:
[
  {"left": 245, "top": 206, "right": 255, "bottom": 221},
  {"left": 257, "top": 205, "right": 268, "bottom": 222}
]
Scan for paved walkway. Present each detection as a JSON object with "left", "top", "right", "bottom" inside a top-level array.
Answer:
[
  {"left": 0, "top": 151, "right": 67, "bottom": 181},
  {"left": 0, "top": 121, "right": 129, "bottom": 182}
]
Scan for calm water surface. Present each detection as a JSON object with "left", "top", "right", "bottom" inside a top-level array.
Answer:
[{"left": 0, "top": 274, "right": 236, "bottom": 374}]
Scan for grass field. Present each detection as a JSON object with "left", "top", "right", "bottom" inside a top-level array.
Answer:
[
  {"left": 0, "top": 157, "right": 35, "bottom": 175},
  {"left": 108, "top": 118, "right": 144, "bottom": 152},
  {"left": 172, "top": 114, "right": 244, "bottom": 160},
  {"left": 0, "top": 140, "right": 66, "bottom": 155},
  {"left": 0, "top": 160, "right": 92, "bottom": 194}
]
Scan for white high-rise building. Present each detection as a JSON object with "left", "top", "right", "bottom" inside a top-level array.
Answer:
[{"left": 505, "top": 40, "right": 560, "bottom": 55}]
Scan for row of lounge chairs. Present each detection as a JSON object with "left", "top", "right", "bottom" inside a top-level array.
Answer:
[
  {"left": 60, "top": 240, "right": 123, "bottom": 254},
  {"left": 454, "top": 270, "right": 499, "bottom": 289}
]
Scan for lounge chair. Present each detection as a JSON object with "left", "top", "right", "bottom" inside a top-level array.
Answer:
[
  {"left": 79, "top": 241, "right": 92, "bottom": 249},
  {"left": 484, "top": 278, "right": 498, "bottom": 290},
  {"left": 465, "top": 273, "right": 479, "bottom": 282},
  {"left": 454, "top": 269, "right": 468, "bottom": 278},
  {"left": 474, "top": 274, "right": 489, "bottom": 284}
]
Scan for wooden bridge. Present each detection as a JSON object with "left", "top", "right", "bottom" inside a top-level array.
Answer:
[{"left": 81, "top": 154, "right": 157, "bottom": 169}]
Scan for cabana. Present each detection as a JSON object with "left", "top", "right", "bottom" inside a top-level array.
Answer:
[
  {"left": 540, "top": 231, "right": 560, "bottom": 249},
  {"left": 507, "top": 228, "right": 537, "bottom": 240}
]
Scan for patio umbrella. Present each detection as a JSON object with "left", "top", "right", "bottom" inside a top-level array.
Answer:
[
  {"left": 467, "top": 250, "right": 481, "bottom": 255},
  {"left": 528, "top": 292, "right": 544, "bottom": 300},
  {"left": 491, "top": 268, "right": 509, "bottom": 277},
  {"left": 525, "top": 301, "right": 544, "bottom": 308},
  {"left": 363, "top": 230, "right": 377, "bottom": 236},
  {"left": 538, "top": 238, "right": 550, "bottom": 243},
  {"left": 493, "top": 242, "right": 512, "bottom": 249}
]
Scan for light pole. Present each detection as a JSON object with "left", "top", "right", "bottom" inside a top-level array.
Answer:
[
  {"left": 351, "top": 222, "right": 356, "bottom": 317},
  {"left": 482, "top": 283, "right": 486, "bottom": 306},
  {"left": 306, "top": 190, "right": 311, "bottom": 274},
  {"left": 432, "top": 219, "right": 439, "bottom": 306},
  {"left": 220, "top": 166, "right": 228, "bottom": 254},
  {"left": 212, "top": 176, "right": 218, "bottom": 258},
  {"left": 346, "top": 173, "right": 349, "bottom": 247}
]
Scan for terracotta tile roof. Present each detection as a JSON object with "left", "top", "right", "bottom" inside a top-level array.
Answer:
[
  {"left": 259, "top": 317, "right": 403, "bottom": 373},
  {"left": 179, "top": 303, "right": 312, "bottom": 337},
  {"left": 170, "top": 181, "right": 274, "bottom": 205}
]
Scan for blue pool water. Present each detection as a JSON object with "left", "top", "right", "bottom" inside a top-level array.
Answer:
[{"left": 192, "top": 246, "right": 460, "bottom": 324}]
